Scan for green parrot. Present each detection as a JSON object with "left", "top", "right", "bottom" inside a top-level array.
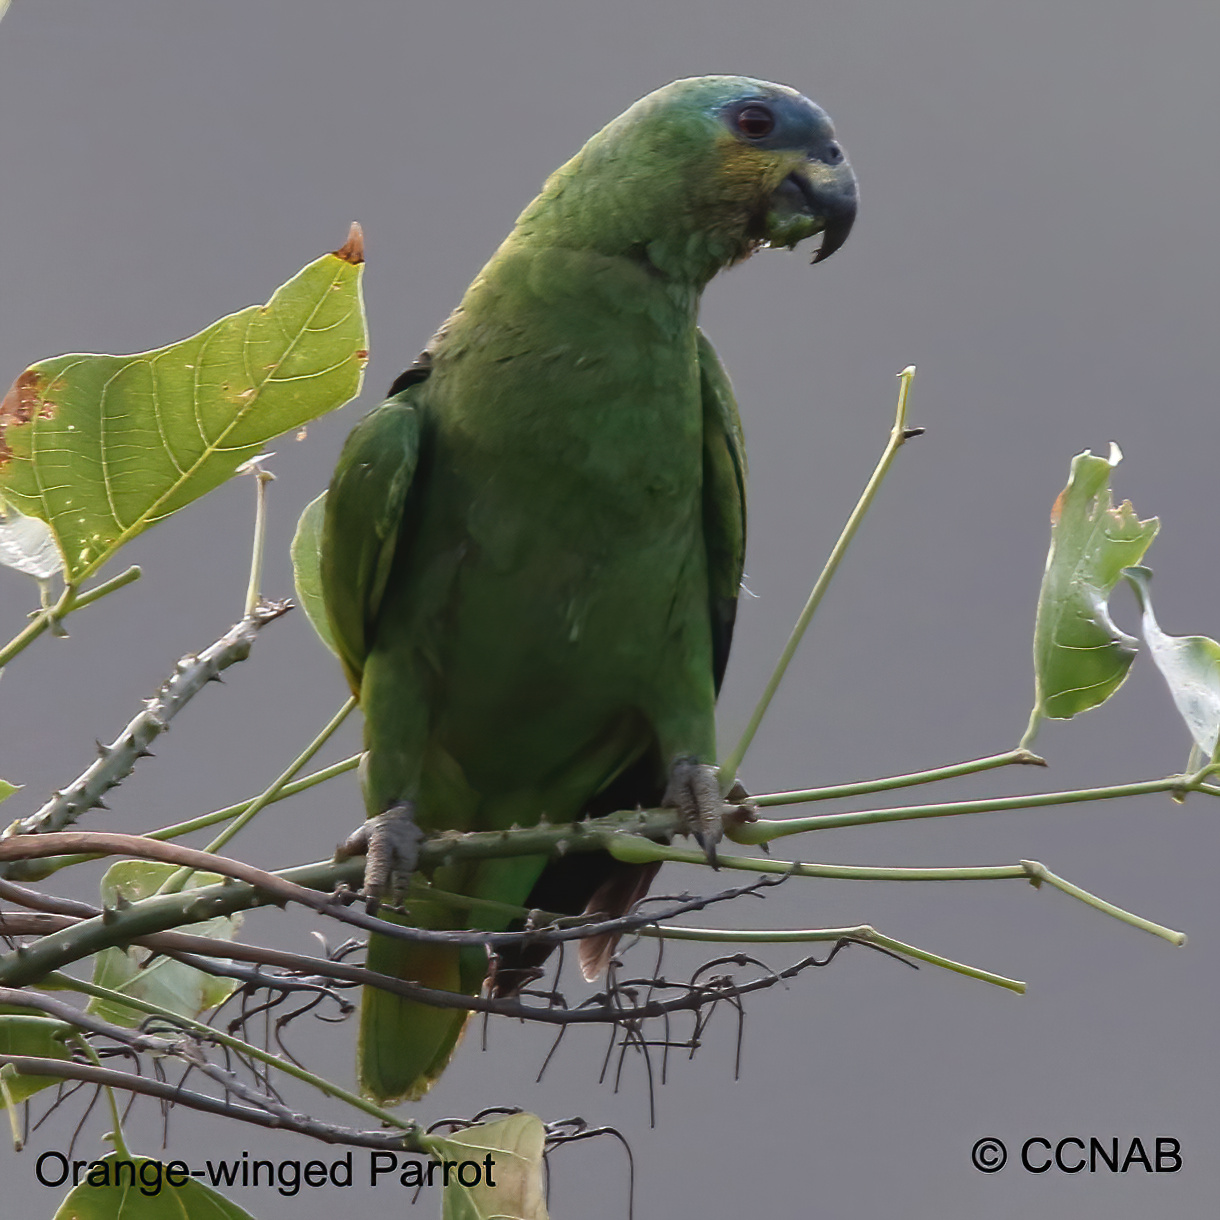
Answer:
[{"left": 318, "top": 75, "right": 857, "bottom": 1104}]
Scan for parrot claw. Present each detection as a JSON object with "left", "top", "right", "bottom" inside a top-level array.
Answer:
[
  {"left": 336, "top": 802, "right": 423, "bottom": 913},
  {"left": 663, "top": 758, "right": 733, "bottom": 867}
]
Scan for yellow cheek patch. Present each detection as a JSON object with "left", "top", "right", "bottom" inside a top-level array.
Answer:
[{"left": 712, "top": 134, "right": 801, "bottom": 202}]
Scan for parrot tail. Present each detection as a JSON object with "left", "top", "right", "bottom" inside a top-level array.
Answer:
[
  {"left": 488, "top": 855, "right": 662, "bottom": 997},
  {"left": 575, "top": 859, "right": 662, "bottom": 980},
  {"left": 358, "top": 920, "right": 487, "bottom": 1104}
]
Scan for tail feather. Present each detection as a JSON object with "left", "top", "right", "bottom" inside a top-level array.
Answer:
[
  {"left": 490, "top": 854, "right": 662, "bottom": 996},
  {"left": 577, "top": 860, "right": 662, "bottom": 981},
  {"left": 358, "top": 920, "right": 485, "bottom": 1104}
]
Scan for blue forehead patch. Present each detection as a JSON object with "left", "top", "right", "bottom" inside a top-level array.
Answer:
[{"left": 719, "top": 89, "right": 835, "bottom": 152}]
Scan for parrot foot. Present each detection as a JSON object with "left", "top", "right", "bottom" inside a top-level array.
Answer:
[
  {"left": 663, "top": 758, "right": 754, "bottom": 868},
  {"left": 336, "top": 802, "right": 423, "bottom": 913}
]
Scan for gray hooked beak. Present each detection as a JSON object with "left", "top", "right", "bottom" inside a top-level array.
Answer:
[{"left": 786, "top": 156, "right": 858, "bottom": 263}]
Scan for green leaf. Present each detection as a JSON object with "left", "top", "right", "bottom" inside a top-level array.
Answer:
[
  {"left": 0, "top": 1014, "right": 73, "bottom": 1103},
  {"left": 291, "top": 491, "right": 338, "bottom": 656},
  {"left": 0, "top": 778, "right": 17, "bottom": 805},
  {"left": 87, "top": 862, "right": 243, "bottom": 1027},
  {"left": 51, "top": 1154, "right": 256, "bottom": 1220},
  {"left": 1123, "top": 565, "right": 1220, "bottom": 762},
  {"left": 0, "top": 226, "right": 368, "bottom": 584},
  {"left": 425, "top": 1113, "right": 550, "bottom": 1220},
  {"left": 1029, "top": 445, "right": 1158, "bottom": 726}
]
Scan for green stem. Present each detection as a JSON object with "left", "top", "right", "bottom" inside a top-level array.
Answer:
[
  {"left": 148, "top": 754, "right": 361, "bottom": 841},
  {"left": 1020, "top": 860, "right": 1186, "bottom": 944},
  {"left": 410, "top": 880, "right": 555, "bottom": 924},
  {"left": 608, "top": 839, "right": 1027, "bottom": 881},
  {"left": 72, "top": 1033, "right": 130, "bottom": 1159},
  {"left": 202, "top": 695, "right": 356, "bottom": 855},
  {"left": 0, "top": 565, "right": 140, "bottom": 669},
  {"left": 0, "top": 1065, "right": 22, "bottom": 1151},
  {"left": 1187, "top": 759, "right": 1220, "bottom": 786},
  {"left": 243, "top": 463, "right": 275, "bottom": 618},
  {"left": 1020, "top": 706, "right": 1043, "bottom": 751},
  {"left": 862, "top": 928, "right": 1025, "bottom": 992},
  {"left": 733, "top": 776, "right": 1198, "bottom": 842},
  {"left": 159, "top": 695, "right": 357, "bottom": 894},
  {"left": 720, "top": 366, "right": 918, "bottom": 788},
  {"left": 3, "top": 770, "right": 1195, "bottom": 986},
  {"left": 752, "top": 747, "right": 1045, "bottom": 808},
  {"left": 637, "top": 923, "right": 1025, "bottom": 993},
  {"left": 50, "top": 972, "right": 412, "bottom": 1132},
  {"left": 603, "top": 840, "right": 1184, "bottom": 943}
]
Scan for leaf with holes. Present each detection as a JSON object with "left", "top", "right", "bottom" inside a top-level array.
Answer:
[
  {"left": 87, "top": 861, "right": 243, "bottom": 1027},
  {"left": 1124, "top": 565, "right": 1220, "bottom": 762},
  {"left": 1028, "top": 444, "right": 1158, "bottom": 729},
  {"left": 0, "top": 226, "right": 367, "bottom": 584},
  {"left": 426, "top": 1113, "right": 550, "bottom": 1220}
]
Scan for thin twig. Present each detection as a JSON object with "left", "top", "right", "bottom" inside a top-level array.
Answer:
[
  {"left": 241, "top": 458, "right": 275, "bottom": 618},
  {"left": 159, "top": 695, "right": 357, "bottom": 894},
  {"left": 0, "top": 1056, "right": 422, "bottom": 1150},
  {"left": 751, "top": 747, "right": 1046, "bottom": 807},
  {"left": 720, "top": 366, "right": 920, "bottom": 786},
  {"left": 604, "top": 840, "right": 1188, "bottom": 945},
  {"left": 44, "top": 973, "right": 408, "bottom": 1130},
  {"left": 0, "top": 565, "right": 141, "bottom": 670},
  {"left": 734, "top": 775, "right": 1208, "bottom": 840}
]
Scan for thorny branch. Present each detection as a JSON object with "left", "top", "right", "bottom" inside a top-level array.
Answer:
[
  {"left": 1, "top": 599, "right": 291, "bottom": 875},
  {"left": 0, "top": 832, "right": 790, "bottom": 987}
]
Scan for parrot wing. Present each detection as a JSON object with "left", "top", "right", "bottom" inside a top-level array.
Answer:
[
  {"left": 697, "top": 328, "right": 747, "bottom": 695},
  {"left": 320, "top": 374, "right": 428, "bottom": 693}
]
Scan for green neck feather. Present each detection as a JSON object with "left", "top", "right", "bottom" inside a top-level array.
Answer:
[{"left": 507, "top": 91, "right": 764, "bottom": 286}]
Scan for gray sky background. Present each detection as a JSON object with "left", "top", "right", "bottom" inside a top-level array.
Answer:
[{"left": 1, "top": 2, "right": 1218, "bottom": 1216}]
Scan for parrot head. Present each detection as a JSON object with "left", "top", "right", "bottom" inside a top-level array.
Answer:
[
  {"left": 526, "top": 75, "right": 858, "bottom": 283},
  {"left": 693, "top": 75, "right": 856, "bottom": 263},
  {"left": 715, "top": 84, "right": 858, "bottom": 262}
]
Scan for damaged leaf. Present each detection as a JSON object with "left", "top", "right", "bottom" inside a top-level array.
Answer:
[
  {"left": 87, "top": 861, "right": 243, "bottom": 1026},
  {"left": 0, "top": 226, "right": 368, "bottom": 584},
  {"left": 1027, "top": 445, "right": 1158, "bottom": 734},
  {"left": 0, "top": 495, "right": 63, "bottom": 581},
  {"left": 1124, "top": 565, "right": 1220, "bottom": 762},
  {"left": 426, "top": 1113, "right": 550, "bottom": 1220}
]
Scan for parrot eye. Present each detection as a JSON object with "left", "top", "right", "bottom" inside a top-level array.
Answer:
[
  {"left": 823, "top": 141, "right": 844, "bottom": 165},
  {"left": 735, "top": 105, "right": 776, "bottom": 139}
]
